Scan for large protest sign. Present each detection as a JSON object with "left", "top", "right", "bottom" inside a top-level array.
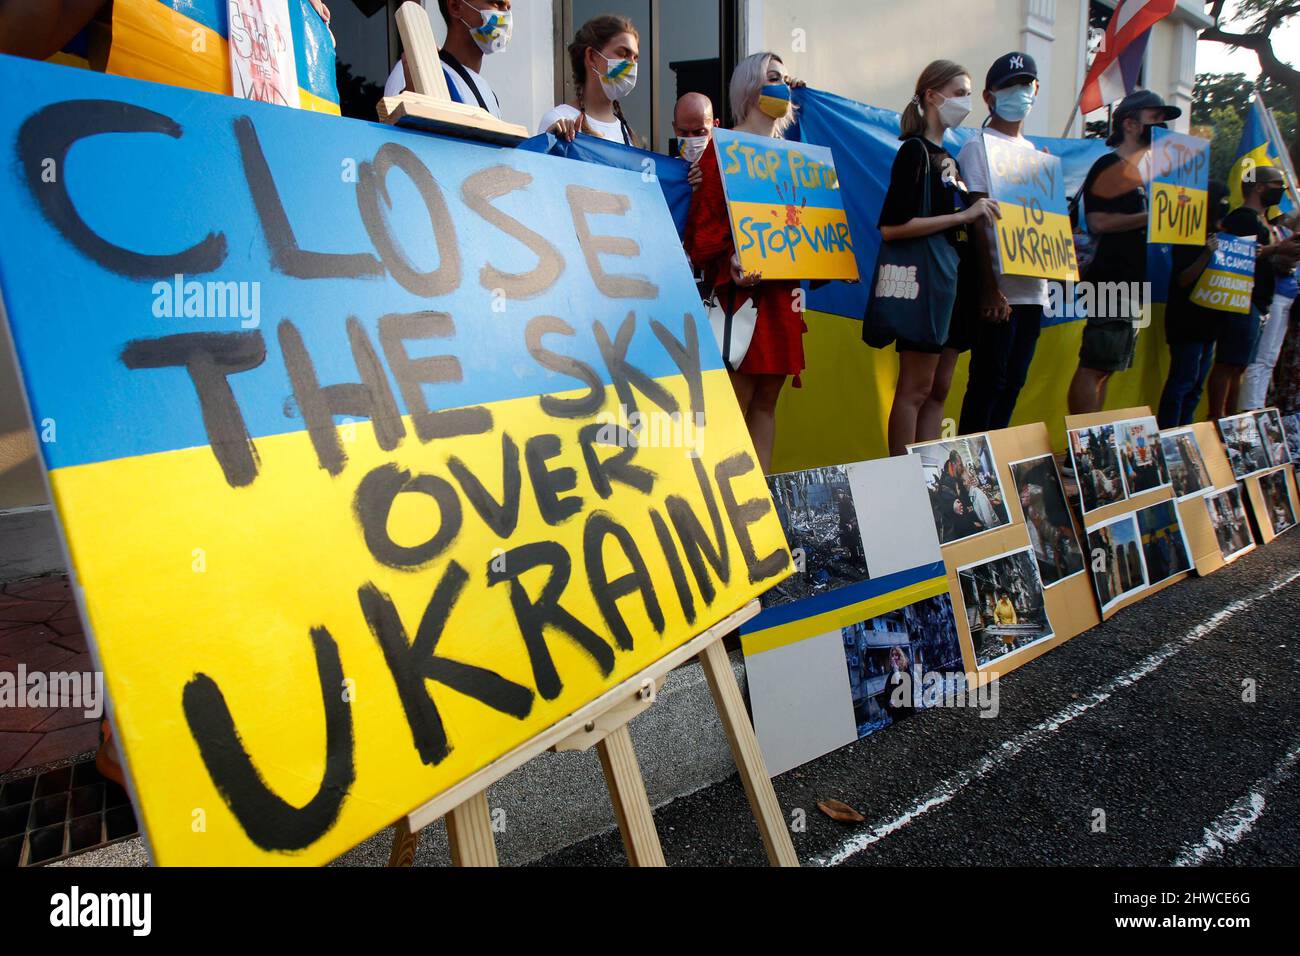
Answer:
[
  {"left": 0, "top": 56, "right": 791, "bottom": 865},
  {"left": 981, "top": 132, "right": 1078, "bottom": 282},
  {"left": 713, "top": 127, "right": 858, "bottom": 281},
  {"left": 1190, "top": 233, "right": 1257, "bottom": 314},
  {"left": 1148, "top": 128, "right": 1210, "bottom": 246}
]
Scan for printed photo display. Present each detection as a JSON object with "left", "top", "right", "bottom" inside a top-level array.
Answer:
[
  {"left": 1219, "top": 412, "right": 1273, "bottom": 479},
  {"left": 1115, "top": 416, "right": 1170, "bottom": 496},
  {"left": 1159, "top": 428, "right": 1214, "bottom": 500},
  {"left": 1259, "top": 470, "right": 1297, "bottom": 538},
  {"left": 1205, "top": 486, "right": 1256, "bottom": 562},
  {"left": 1282, "top": 413, "right": 1300, "bottom": 463},
  {"left": 1009, "top": 455, "right": 1086, "bottom": 587},
  {"left": 908, "top": 435, "right": 1012, "bottom": 545},
  {"left": 1068, "top": 423, "right": 1127, "bottom": 514},
  {"left": 1256, "top": 407, "right": 1291, "bottom": 468},
  {"left": 764, "top": 465, "right": 868, "bottom": 607},
  {"left": 956, "top": 548, "right": 1055, "bottom": 669},
  {"left": 1085, "top": 514, "right": 1148, "bottom": 612},
  {"left": 1135, "top": 500, "right": 1193, "bottom": 587},
  {"left": 840, "top": 595, "right": 966, "bottom": 738}
]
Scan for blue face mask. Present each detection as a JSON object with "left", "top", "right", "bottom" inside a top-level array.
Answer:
[{"left": 993, "top": 85, "right": 1035, "bottom": 122}]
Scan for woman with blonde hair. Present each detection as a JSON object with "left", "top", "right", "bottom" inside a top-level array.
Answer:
[
  {"left": 539, "top": 14, "right": 642, "bottom": 146},
  {"left": 870, "top": 59, "right": 1000, "bottom": 456},
  {"left": 685, "top": 51, "right": 803, "bottom": 472}
]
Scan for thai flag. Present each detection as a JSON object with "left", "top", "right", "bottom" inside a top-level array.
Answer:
[{"left": 1077, "top": 0, "right": 1178, "bottom": 115}]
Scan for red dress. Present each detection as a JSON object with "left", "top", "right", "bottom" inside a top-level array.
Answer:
[{"left": 685, "top": 138, "right": 806, "bottom": 384}]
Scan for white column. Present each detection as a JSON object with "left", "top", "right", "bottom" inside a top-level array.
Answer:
[
  {"left": 1020, "top": 0, "right": 1057, "bottom": 137},
  {"left": 1170, "top": 19, "right": 1196, "bottom": 133}
]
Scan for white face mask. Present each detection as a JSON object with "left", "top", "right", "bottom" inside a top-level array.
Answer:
[
  {"left": 679, "top": 134, "right": 709, "bottom": 163},
  {"left": 596, "top": 52, "right": 637, "bottom": 100},
  {"left": 459, "top": 4, "right": 512, "bottom": 55},
  {"left": 936, "top": 92, "right": 972, "bottom": 130}
]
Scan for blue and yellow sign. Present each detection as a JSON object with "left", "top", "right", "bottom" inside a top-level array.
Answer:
[
  {"left": 1148, "top": 128, "right": 1210, "bottom": 246},
  {"left": 982, "top": 132, "right": 1078, "bottom": 282},
  {"left": 0, "top": 56, "right": 790, "bottom": 865},
  {"left": 713, "top": 127, "right": 858, "bottom": 281},
  {"left": 1190, "top": 233, "right": 1257, "bottom": 315}
]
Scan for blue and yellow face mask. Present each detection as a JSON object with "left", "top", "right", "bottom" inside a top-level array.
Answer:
[{"left": 758, "top": 83, "right": 791, "bottom": 119}]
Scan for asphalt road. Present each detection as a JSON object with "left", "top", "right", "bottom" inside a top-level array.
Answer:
[{"left": 536, "top": 531, "right": 1300, "bottom": 867}]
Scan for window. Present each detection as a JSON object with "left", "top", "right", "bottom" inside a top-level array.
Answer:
[{"left": 328, "top": 0, "right": 402, "bottom": 120}]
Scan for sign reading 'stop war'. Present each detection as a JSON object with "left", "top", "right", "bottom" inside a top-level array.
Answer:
[
  {"left": 0, "top": 56, "right": 791, "bottom": 865},
  {"left": 1148, "top": 128, "right": 1210, "bottom": 246},
  {"left": 1190, "top": 233, "right": 1257, "bottom": 314},
  {"left": 713, "top": 127, "right": 858, "bottom": 281},
  {"left": 981, "top": 132, "right": 1078, "bottom": 282}
]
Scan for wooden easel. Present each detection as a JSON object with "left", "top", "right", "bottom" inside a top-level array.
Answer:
[
  {"left": 387, "top": 600, "right": 800, "bottom": 867},
  {"left": 376, "top": 1, "right": 529, "bottom": 145}
]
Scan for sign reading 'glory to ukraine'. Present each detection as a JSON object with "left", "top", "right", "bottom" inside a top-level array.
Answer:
[{"left": 982, "top": 132, "right": 1079, "bottom": 282}]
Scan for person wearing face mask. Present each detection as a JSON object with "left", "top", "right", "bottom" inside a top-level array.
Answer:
[
  {"left": 539, "top": 15, "right": 642, "bottom": 147},
  {"left": 874, "top": 60, "right": 1000, "bottom": 457},
  {"left": 956, "top": 52, "right": 1049, "bottom": 434},
  {"left": 684, "top": 52, "right": 805, "bottom": 472},
  {"left": 1209, "top": 165, "right": 1300, "bottom": 416},
  {"left": 673, "top": 92, "right": 717, "bottom": 189},
  {"left": 384, "top": 0, "right": 511, "bottom": 118},
  {"left": 1066, "top": 90, "right": 1181, "bottom": 415}
]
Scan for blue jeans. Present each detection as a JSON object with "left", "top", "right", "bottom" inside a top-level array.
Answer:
[
  {"left": 960, "top": 304, "right": 1044, "bottom": 433},
  {"left": 1158, "top": 340, "right": 1216, "bottom": 428}
]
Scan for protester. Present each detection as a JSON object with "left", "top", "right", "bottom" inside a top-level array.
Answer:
[
  {"left": 539, "top": 15, "right": 642, "bottom": 146},
  {"left": 1240, "top": 206, "right": 1300, "bottom": 409},
  {"left": 1066, "top": 90, "right": 1181, "bottom": 415},
  {"left": 874, "top": 60, "right": 999, "bottom": 456},
  {"left": 684, "top": 52, "right": 803, "bottom": 472},
  {"left": 957, "top": 52, "right": 1049, "bottom": 434},
  {"left": 1267, "top": 210, "right": 1300, "bottom": 414},
  {"left": 384, "top": 0, "right": 510, "bottom": 117},
  {"left": 1207, "top": 165, "right": 1300, "bottom": 418},
  {"left": 1156, "top": 181, "right": 1230, "bottom": 427},
  {"left": 673, "top": 91, "right": 716, "bottom": 189}
]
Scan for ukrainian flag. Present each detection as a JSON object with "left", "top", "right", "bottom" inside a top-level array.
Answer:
[{"left": 1228, "top": 97, "right": 1294, "bottom": 218}]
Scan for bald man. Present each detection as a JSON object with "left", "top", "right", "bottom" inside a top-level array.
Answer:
[{"left": 673, "top": 91, "right": 716, "bottom": 187}]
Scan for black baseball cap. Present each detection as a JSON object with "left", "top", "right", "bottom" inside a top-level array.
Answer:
[
  {"left": 985, "top": 52, "right": 1038, "bottom": 91},
  {"left": 1107, "top": 89, "right": 1182, "bottom": 143}
]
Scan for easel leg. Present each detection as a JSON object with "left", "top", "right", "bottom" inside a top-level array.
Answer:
[
  {"left": 446, "top": 791, "right": 499, "bottom": 867},
  {"left": 388, "top": 817, "right": 419, "bottom": 867},
  {"left": 596, "top": 724, "right": 667, "bottom": 867},
  {"left": 698, "top": 639, "right": 799, "bottom": 867}
]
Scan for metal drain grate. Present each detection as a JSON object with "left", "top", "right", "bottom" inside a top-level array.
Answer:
[{"left": 0, "top": 758, "right": 139, "bottom": 866}]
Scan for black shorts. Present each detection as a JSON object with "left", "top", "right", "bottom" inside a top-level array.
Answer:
[
  {"left": 1079, "top": 318, "right": 1138, "bottom": 373},
  {"left": 1214, "top": 307, "right": 1264, "bottom": 368}
]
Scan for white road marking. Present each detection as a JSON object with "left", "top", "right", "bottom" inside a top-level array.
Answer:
[
  {"left": 1172, "top": 740, "right": 1300, "bottom": 866},
  {"left": 813, "top": 568, "right": 1300, "bottom": 867}
]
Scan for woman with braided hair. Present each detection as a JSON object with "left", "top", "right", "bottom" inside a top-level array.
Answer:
[{"left": 538, "top": 14, "right": 642, "bottom": 147}]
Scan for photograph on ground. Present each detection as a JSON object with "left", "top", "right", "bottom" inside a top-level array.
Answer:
[
  {"left": 1255, "top": 408, "right": 1291, "bottom": 468},
  {"left": 1159, "top": 428, "right": 1214, "bottom": 501},
  {"left": 908, "top": 435, "right": 1012, "bottom": 545},
  {"left": 1009, "top": 455, "right": 1086, "bottom": 588},
  {"left": 1135, "top": 500, "right": 1193, "bottom": 587},
  {"left": 1218, "top": 413, "right": 1271, "bottom": 479},
  {"left": 1205, "top": 486, "right": 1256, "bottom": 562},
  {"left": 957, "top": 548, "right": 1055, "bottom": 669},
  {"left": 1085, "top": 514, "right": 1149, "bottom": 612},
  {"left": 1115, "top": 416, "right": 1170, "bottom": 496},
  {"left": 840, "top": 595, "right": 966, "bottom": 738},
  {"left": 763, "top": 465, "right": 869, "bottom": 607},
  {"left": 1283, "top": 413, "right": 1300, "bottom": 463},
  {"left": 1259, "top": 470, "right": 1297, "bottom": 538},
  {"left": 1068, "top": 424, "right": 1127, "bottom": 514}
]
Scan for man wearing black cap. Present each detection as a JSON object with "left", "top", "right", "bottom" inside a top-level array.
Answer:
[
  {"left": 958, "top": 52, "right": 1048, "bottom": 433},
  {"left": 1066, "top": 89, "right": 1182, "bottom": 415}
]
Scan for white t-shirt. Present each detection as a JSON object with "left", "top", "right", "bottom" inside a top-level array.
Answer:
[
  {"left": 957, "top": 128, "right": 1050, "bottom": 307},
  {"left": 537, "top": 104, "right": 630, "bottom": 145},
  {"left": 383, "top": 59, "right": 501, "bottom": 119}
]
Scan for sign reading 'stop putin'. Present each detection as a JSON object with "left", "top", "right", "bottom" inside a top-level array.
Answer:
[{"left": 0, "top": 55, "right": 791, "bottom": 865}]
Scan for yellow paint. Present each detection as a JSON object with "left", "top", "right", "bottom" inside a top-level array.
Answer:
[
  {"left": 729, "top": 201, "right": 859, "bottom": 281},
  {"left": 50, "top": 371, "right": 788, "bottom": 865},
  {"left": 994, "top": 205, "right": 1079, "bottom": 281},
  {"left": 1149, "top": 182, "right": 1208, "bottom": 246}
]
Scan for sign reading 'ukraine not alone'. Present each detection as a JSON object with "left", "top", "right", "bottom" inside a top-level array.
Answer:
[{"left": 0, "top": 55, "right": 791, "bottom": 865}]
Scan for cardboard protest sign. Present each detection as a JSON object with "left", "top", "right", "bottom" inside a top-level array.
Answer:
[
  {"left": 713, "top": 127, "right": 858, "bottom": 281},
  {"left": 981, "top": 132, "right": 1078, "bottom": 282},
  {"left": 1189, "top": 233, "right": 1256, "bottom": 314},
  {"left": 228, "top": 0, "right": 301, "bottom": 108},
  {"left": 1147, "top": 128, "right": 1210, "bottom": 246},
  {"left": 0, "top": 57, "right": 791, "bottom": 865}
]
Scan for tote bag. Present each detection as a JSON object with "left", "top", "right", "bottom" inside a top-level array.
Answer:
[{"left": 863, "top": 138, "right": 960, "bottom": 349}]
